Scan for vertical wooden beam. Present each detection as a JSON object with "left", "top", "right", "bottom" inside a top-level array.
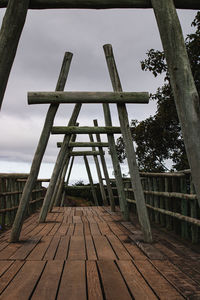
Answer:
[
  {"left": 50, "top": 131, "right": 77, "bottom": 209},
  {"left": 103, "top": 44, "right": 152, "bottom": 242},
  {"left": 10, "top": 52, "right": 73, "bottom": 242},
  {"left": 89, "top": 134, "right": 108, "bottom": 206},
  {"left": 39, "top": 103, "right": 82, "bottom": 222},
  {"left": 83, "top": 155, "right": 99, "bottom": 206},
  {"left": 93, "top": 120, "right": 115, "bottom": 211},
  {"left": 60, "top": 156, "right": 74, "bottom": 207},
  {"left": 0, "top": 0, "right": 30, "bottom": 109},
  {"left": 152, "top": 0, "right": 200, "bottom": 208},
  {"left": 190, "top": 177, "right": 199, "bottom": 243},
  {"left": 66, "top": 156, "right": 75, "bottom": 186},
  {"left": 180, "top": 176, "right": 189, "bottom": 239}
]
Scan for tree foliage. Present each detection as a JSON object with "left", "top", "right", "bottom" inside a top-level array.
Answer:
[{"left": 116, "top": 12, "right": 200, "bottom": 172}]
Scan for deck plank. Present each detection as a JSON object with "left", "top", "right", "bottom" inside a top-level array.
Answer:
[
  {"left": 97, "top": 260, "right": 132, "bottom": 300},
  {"left": 116, "top": 260, "right": 158, "bottom": 300},
  {"left": 134, "top": 260, "right": 184, "bottom": 299},
  {"left": 0, "top": 261, "right": 24, "bottom": 294},
  {"left": 86, "top": 261, "right": 103, "bottom": 300},
  {"left": 0, "top": 206, "right": 198, "bottom": 299},
  {"left": 93, "top": 236, "right": 117, "bottom": 260},
  {"left": 68, "top": 236, "right": 86, "bottom": 260},
  {"left": 0, "top": 261, "right": 45, "bottom": 299},
  {"left": 31, "top": 260, "right": 64, "bottom": 300},
  {"left": 57, "top": 260, "right": 87, "bottom": 300}
]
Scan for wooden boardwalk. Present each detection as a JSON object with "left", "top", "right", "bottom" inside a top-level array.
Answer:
[{"left": 0, "top": 206, "right": 199, "bottom": 299}]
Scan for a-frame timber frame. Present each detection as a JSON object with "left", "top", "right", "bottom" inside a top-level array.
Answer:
[
  {"left": 0, "top": 0, "right": 199, "bottom": 243},
  {"left": 10, "top": 42, "right": 153, "bottom": 242}
]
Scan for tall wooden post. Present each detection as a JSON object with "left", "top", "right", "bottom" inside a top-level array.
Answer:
[
  {"left": 39, "top": 103, "right": 82, "bottom": 222},
  {"left": 89, "top": 134, "right": 108, "bottom": 206},
  {"left": 103, "top": 44, "right": 152, "bottom": 243},
  {"left": 93, "top": 120, "right": 115, "bottom": 211},
  {"left": 101, "top": 106, "right": 129, "bottom": 218},
  {"left": 10, "top": 52, "right": 73, "bottom": 242},
  {"left": 50, "top": 131, "right": 77, "bottom": 209},
  {"left": 83, "top": 155, "right": 99, "bottom": 206},
  {"left": 152, "top": 0, "right": 200, "bottom": 209},
  {"left": 66, "top": 156, "right": 75, "bottom": 186},
  {"left": 0, "top": 0, "right": 30, "bottom": 110}
]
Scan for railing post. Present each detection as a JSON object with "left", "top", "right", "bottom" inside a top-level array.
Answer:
[
  {"left": 180, "top": 175, "right": 189, "bottom": 239},
  {"left": 190, "top": 177, "right": 199, "bottom": 243}
]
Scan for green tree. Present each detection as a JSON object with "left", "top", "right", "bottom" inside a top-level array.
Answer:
[{"left": 116, "top": 12, "right": 200, "bottom": 172}]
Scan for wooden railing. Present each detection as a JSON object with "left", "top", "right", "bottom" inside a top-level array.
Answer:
[
  {"left": 0, "top": 173, "right": 49, "bottom": 230},
  {"left": 109, "top": 170, "right": 200, "bottom": 243}
]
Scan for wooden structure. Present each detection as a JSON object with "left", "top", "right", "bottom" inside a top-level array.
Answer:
[
  {"left": 0, "top": 206, "right": 200, "bottom": 299},
  {"left": 0, "top": 0, "right": 199, "bottom": 242},
  {"left": 8, "top": 42, "right": 153, "bottom": 243},
  {"left": 0, "top": 173, "right": 48, "bottom": 230}
]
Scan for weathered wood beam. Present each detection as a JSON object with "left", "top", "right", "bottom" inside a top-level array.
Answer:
[
  {"left": 52, "top": 126, "right": 121, "bottom": 134},
  {"left": 152, "top": 0, "right": 200, "bottom": 208},
  {"left": 39, "top": 103, "right": 81, "bottom": 223},
  {"left": 89, "top": 133, "right": 108, "bottom": 206},
  {"left": 49, "top": 131, "right": 77, "bottom": 210},
  {"left": 104, "top": 44, "right": 152, "bottom": 243},
  {"left": 83, "top": 155, "right": 99, "bottom": 206},
  {"left": 93, "top": 121, "right": 115, "bottom": 210},
  {"left": 0, "top": 0, "right": 199, "bottom": 10},
  {"left": 28, "top": 91, "right": 149, "bottom": 104},
  {"left": 10, "top": 52, "right": 72, "bottom": 242},
  {"left": 66, "top": 156, "right": 74, "bottom": 185},
  {"left": 94, "top": 119, "right": 115, "bottom": 211},
  {"left": 0, "top": 0, "right": 30, "bottom": 110},
  {"left": 57, "top": 142, "right": 109, "bottom": 148},
  {"left": 70, "top": 151, "right": 103, "bottom": 156}
]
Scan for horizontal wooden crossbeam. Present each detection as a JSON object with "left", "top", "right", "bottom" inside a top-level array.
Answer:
[
  {"left": 28, "top": 91, "right": 149, "bottom": 104},
  {"left": 57, "top": 142, "right": 109, "bottom": 147},
  {"left": 70, "top": 151, "right": 104, "bottom": 156},
  {"left": 0, "top": 0, "right": 199, "bottom": 9},
  {"left": 52, "top": 126, "right": 121, "bottom": 134}
]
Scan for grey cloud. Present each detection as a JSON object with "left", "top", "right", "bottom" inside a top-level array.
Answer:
[{"left": 0, "top": 8, "right": 197, "bottom": 178}]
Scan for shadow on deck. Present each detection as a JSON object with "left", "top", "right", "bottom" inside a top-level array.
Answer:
[{"left": 0, "top": 206, "right": 199, "bottom": 299}]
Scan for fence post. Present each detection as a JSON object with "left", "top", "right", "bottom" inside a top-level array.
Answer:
[{"left": 180, "top": 175, "right": 189, "bottom": 239}]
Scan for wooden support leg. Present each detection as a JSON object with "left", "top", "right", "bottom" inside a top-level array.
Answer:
[
  {"left": 83, "top": 155, "right": 99, "bottom": 206},
  {"left": 89, "top": 134, "right": 108, "bottom": 206},
  {"left": 39, "top": 103, "right": 82, "bottom": 222},
  {"left": 152, "top": 0, "right": 200, "bottom": 209},
  {"left": 103, "top": 44, "right": 152, "bottom": 243},
  {"left": 10, "top": 52, "right": 73, "bottom": 242},
  {"left": 50, "top": 132, "right": 77, "bottom": 210},
  {"left": 0, "top": 0, "right": 29, "bottom": 109},
  {"left": 66, "top": 156, "right": 75, "bottom": 186},
  {"left": 93, "top": 120, "right": 115, "bottom": 212}
]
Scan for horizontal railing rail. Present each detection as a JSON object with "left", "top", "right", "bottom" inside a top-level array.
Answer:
[{"left": 107, "top": 170, "right": 200, "bottom": 243}]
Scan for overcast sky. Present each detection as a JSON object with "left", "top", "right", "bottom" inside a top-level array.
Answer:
[{"left": 0, "top": 8, "right": 197, "bottom": 183}]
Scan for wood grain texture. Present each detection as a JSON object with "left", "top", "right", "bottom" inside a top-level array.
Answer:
[
  {"left": 0, "top": 0, "right": 29, "bottom": 110},
  {"left": 52, "top": 126, "right": 121, "bottom": 134},
  {"left": 103, "top": 44, "right": 152, "bottom": 242},
  {"left": 152, "top": 0, "right": 200, "bottom": 209},
  {"left": 10, "top": 52, "right": 72, "bottom": 242},
  {"left": 28, "top": 91, "right": 149, "bottom": 104},
  {"left": 0, "top": 0, "right": 199, "bottom": 9}
]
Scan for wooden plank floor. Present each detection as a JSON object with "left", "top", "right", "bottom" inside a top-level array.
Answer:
[{"left": 0, "top": 206, "right": 199, "bottom": 299}]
